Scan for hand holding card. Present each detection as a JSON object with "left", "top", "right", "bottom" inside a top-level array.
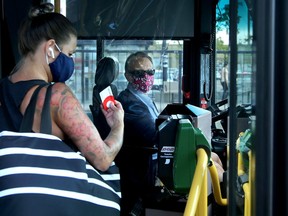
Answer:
[{"left": 100, "top": 86, "right": 116, "bottom": 111}]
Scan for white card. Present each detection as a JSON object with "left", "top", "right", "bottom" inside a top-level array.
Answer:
[{"left": 99, "top": 86, "right": 115, "bottom": 110}]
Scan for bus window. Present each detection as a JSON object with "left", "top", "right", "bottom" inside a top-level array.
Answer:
[
  {"left": 68, "top": 39, "right": 183, "bottom": 113},
  {"left": 66, "top": 40, "right": 97, "bottom": 111},
  {"left": 215, "top": 0, "right": 254, "bottom": 106}
]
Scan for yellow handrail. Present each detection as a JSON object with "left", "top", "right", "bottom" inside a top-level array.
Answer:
[
  {"left": 237, "top": 134, "right": 251, "bottom": 216},
  {"left": 243, "top": 151, "right": 252, "bottom": 216},
  {"left": 196, "top": 169, "right": 207, "bottom": 216},
  {"left": 208, "top": 162, "right": 228, "bottom": 206},
  {"left": 184, "top": 148, "right": 208, "bottom": 216}
]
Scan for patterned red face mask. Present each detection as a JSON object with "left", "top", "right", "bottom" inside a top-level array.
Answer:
[{"left": 131, "top": 74, "right": 154, "bottom": 93}]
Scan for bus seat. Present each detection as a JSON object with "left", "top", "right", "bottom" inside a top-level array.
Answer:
[{"left": 89, "top": 56, "right": 119, "bottom": 139}]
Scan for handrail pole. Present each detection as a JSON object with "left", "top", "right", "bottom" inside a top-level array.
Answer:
[
  {"left": 196, "top": 169, "right": 207, "bottom": 216},
  {"left": 208, "top": 162, "right": 228, "bottom": 205},
  {"left": 184, "top": 148, "right": 208, "bottom": 216}
]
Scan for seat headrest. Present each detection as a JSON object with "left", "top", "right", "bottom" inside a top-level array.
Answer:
[{"left": 95, "top": 57, "right": 119, "bottom": 88}]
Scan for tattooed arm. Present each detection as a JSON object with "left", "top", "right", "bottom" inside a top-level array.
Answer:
[{"left": 49, "top": 83, "right": 124, "bottom": 171}]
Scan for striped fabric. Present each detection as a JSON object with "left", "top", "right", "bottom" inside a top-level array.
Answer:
[{"left": 0, "top": 131, "right": 121, "bottom": 216}]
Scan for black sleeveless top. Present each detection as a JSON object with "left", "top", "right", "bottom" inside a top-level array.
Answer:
[{"left": 0, "top": 77, "right": 47, "bottom": 132}]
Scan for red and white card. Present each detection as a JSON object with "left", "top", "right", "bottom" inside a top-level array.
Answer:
[{"left": 100, "top": 86, "right": 115, "bottom": 111}]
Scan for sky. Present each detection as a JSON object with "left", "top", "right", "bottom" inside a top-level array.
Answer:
[
  {"left": 216, "top": 0, "right": 229, "bottom": 44},
  {"left": 217, "top": 29, "right": 229, "bottom": 45},
  {"left": 216, "top": 0, "right": 252, "bottom": 45}
]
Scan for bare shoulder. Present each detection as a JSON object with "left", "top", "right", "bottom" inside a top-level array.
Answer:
[
  {"left": 51, "top": 82, "right": 74, "bottom": 97},
  {"left": 49, "top": 83, "right": 78, "bottom": 105},
  {"left": 49, "top": 82, "right": 84, "bottom": 122}
]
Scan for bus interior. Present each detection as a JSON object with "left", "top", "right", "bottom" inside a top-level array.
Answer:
[{"left": 1, "top": 0, "right": 288, "bottom": 215}]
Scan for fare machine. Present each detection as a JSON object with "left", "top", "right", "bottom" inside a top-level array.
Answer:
[
  {"left": 157, "top": 103, "right": 212, "bottom": 193},
  {"left": 149, "top": 103, "right": 227, "bottom": 215}
]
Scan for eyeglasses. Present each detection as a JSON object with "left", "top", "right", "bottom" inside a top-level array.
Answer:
[{"left": 129, "top": 69, "right": 155, "bottom": 77}]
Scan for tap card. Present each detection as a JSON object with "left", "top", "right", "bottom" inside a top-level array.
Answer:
[{"left": 100, "top": 86, "right": 115, "bottom": 111}]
